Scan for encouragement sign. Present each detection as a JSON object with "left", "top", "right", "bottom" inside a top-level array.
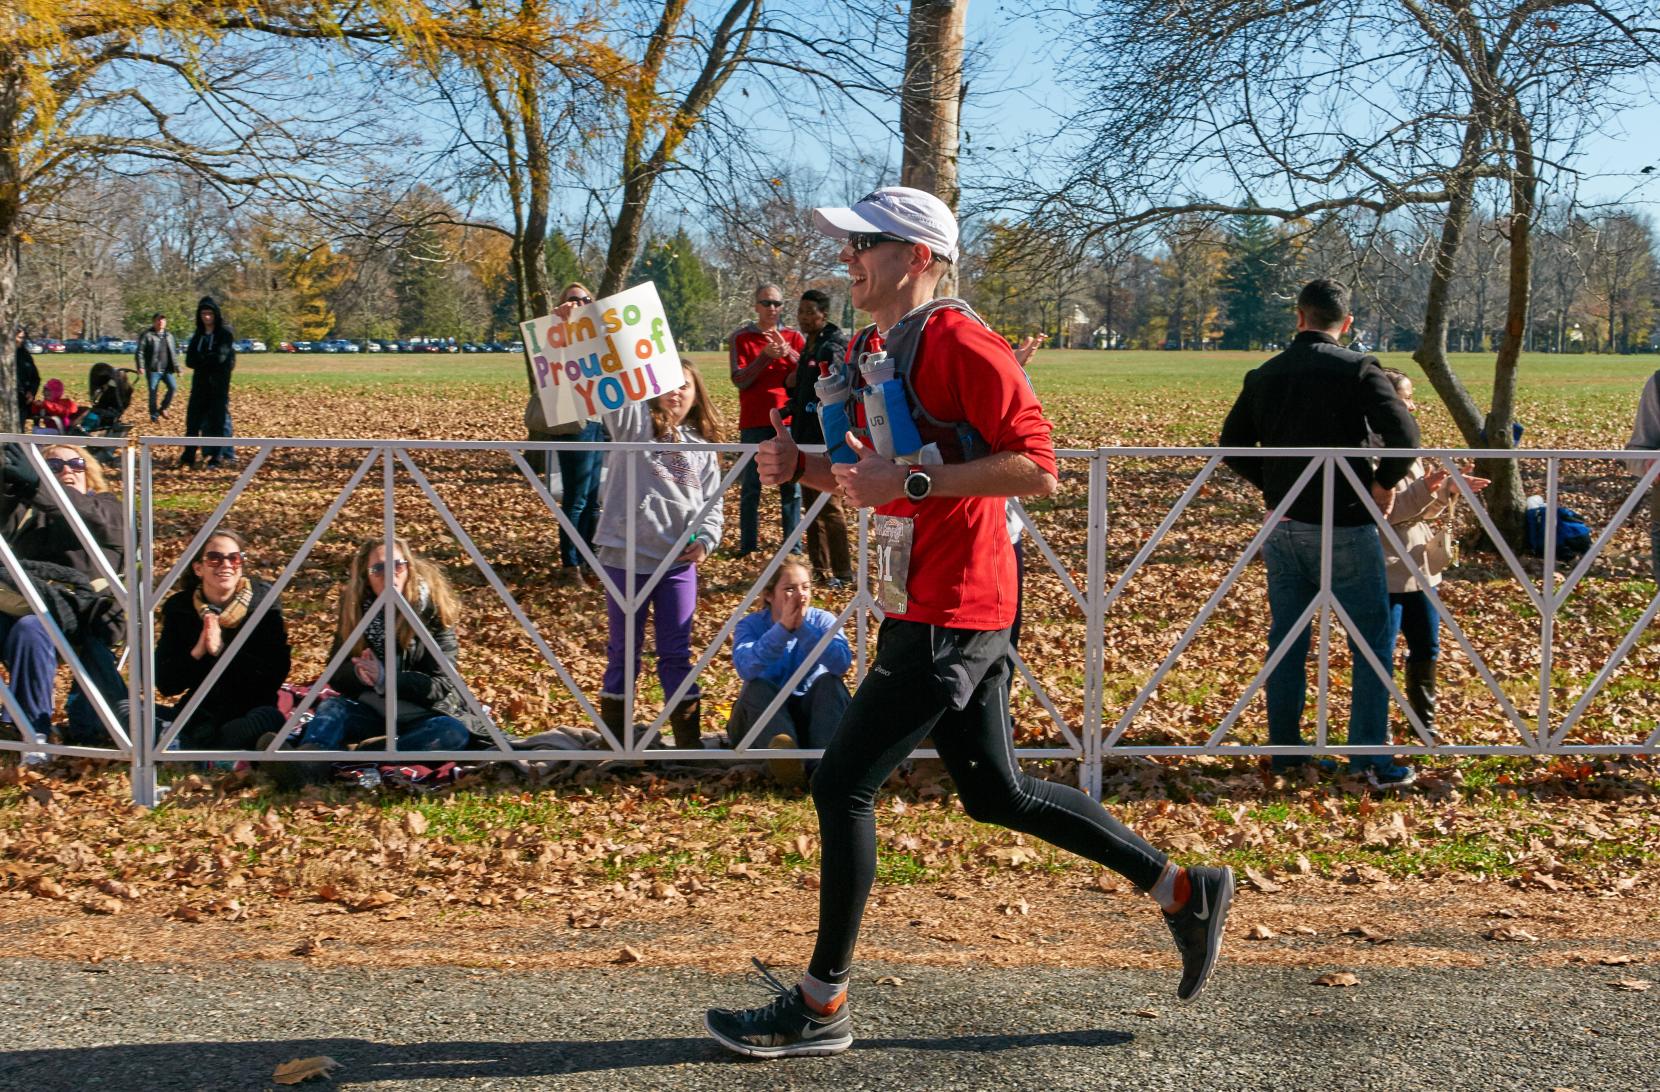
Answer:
[{"left": 521, "top": 281, "right": 686, "bottom": 427}]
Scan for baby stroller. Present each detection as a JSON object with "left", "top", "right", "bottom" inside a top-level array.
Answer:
[{"left": 76, "top": 363, "right": 137, "bottom": 467}]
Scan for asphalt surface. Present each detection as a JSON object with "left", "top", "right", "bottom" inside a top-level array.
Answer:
[{"left": 2, "top": 956, "right": 1655, "bottom": 1091}]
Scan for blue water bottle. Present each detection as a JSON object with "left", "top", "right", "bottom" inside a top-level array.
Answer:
[
  {"left": 815, "top": 359, "right": 857, "bottom": 464},
  {"left": 857, "top": 351, "right": 924, "bottom": 461}
]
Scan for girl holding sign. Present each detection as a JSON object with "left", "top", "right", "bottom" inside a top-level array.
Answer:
[{"left": 592, "top": 360, "right": 726, "bottom": 748}]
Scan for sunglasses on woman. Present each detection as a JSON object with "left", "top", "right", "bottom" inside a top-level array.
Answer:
[
  {"left": 201, "top": 550, "right": 243, "bottom": 567},
  {"left": 368, "top": 559, "right": 410, "bottom": 577},
  {"left": 46, "top": 457, "right": 87, "bottom": 473},
  {"left": 757, "top": 299, "right": 784, "bottom": 308},
  {"left": 564, "top": 295, "right": 593, "bottom": 305}
]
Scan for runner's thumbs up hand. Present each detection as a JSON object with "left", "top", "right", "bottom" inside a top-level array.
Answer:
[
  {"left": 756, "top": 407, "right": 799, "bottom": 486},
  {"left": 834, "top": 432, "right": 905, "bottom": 509}
]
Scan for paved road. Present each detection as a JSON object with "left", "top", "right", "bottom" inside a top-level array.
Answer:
[{"left": 4, "top": 956, "right": 1654, "bottom": 1090}]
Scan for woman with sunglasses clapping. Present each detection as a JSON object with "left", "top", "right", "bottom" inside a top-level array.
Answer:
[
  {"left": 0, "top": 442, "right": 127, "bottom": 745},
  {"left": 290, "top": 538, "right": 473, "bottom": 766},
  {"left": 153, "top": 529, "right": 292, "bottom": 750}
]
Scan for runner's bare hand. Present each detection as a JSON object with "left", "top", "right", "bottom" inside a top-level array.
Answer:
[
  {"left": 756, "top": 407, "right": 799, "bottom": 486},
  {"left": 760, "top": 329, "right": 788, "bottom": 359},
  {"left": 834, "top": 432, "right": 905, "bottom": 508}
]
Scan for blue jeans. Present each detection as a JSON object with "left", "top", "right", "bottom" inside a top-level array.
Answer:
[
  {"left": 738, "top": 424, "right": 800, "bottom": 553},
  {"left": 146, "top": 371, "right": 177, "bottom": 419},
  {"left": 300, "top": 696, "right": 470, "bottom": 751},
  {"left": 1262, "top": 520, "right": 1395, "bottom": 771},
  {"left": 558, "top": 421, "right": 605, "bottom": 568},
  {"left": 1388, "top": 591, "right": 1440, "bottom": 665},
  {"left": 0, "top": 615, "right": 124, "bottom": 742}
]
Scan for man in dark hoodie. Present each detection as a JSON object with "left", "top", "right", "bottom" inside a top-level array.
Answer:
[
  {"left": 14, "top": 326, "right": 40, "bottom": 426},
  {"left": 180, "top": 297, "right": 236, "bottom": 469}
]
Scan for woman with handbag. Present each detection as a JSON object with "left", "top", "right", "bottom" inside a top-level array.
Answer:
[
  {"left": 1379, "top": 370, "right": 1488, "bottom": 740},
  {"left": 296, "top": 537, "right": 473, "bottom": 754}
]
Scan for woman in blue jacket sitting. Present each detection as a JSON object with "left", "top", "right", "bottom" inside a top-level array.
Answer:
[{"left": 727, "top": 560, "right": 852, "bottom": 785}]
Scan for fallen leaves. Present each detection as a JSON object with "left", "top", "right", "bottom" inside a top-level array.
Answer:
[
  {"left": 1343, "top": 925, "right": 1394, "bottom": 945},
  {"left": 1314, "top": 972, "right": 1361, "bottom": 988},
  {"left": 1485, "top": 924, "right": 1538, "bottom": 943},
  {"left": 1243, "top": 866, "right": 1282, "bottom": 894},
  {"left": 1610, "top": 979, "right": 1651, "bottom": 992},
  {"left": 874, "top": 975, "right": 905, "bottom": 986},
  {"left": 273, "top": 1056, "right": 341, "bottom": 1085},
  {"left": 1247, "top": 924, "right": 1276, "bottom": 940},
  {"left": 617, "top": 945, "right": 644, "bottom": 964}
]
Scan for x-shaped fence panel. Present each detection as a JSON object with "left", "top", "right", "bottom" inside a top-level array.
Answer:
[{"left": 8, "top": 435, "right": 1660, "bottom": 806}]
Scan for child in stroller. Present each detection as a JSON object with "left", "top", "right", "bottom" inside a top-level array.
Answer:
[{"left": 29, "top": 364, "right": 136, "bottom": 467}]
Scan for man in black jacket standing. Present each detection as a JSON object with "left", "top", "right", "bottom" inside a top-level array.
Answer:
[
  {"left": 135, "top": 312, "right": 180, "bottom": 422},
  {"left": 180, "top": 297, "right": 236, "bottom": 469},
  {"left": 786, "top": 289, "right": 853, "bottom": 587},
  {"left": 1220, "top": 279, "right": 1421, "bottom": 790}
]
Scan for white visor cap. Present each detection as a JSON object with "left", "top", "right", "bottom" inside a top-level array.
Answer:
[{"left": 811, "top": 186, "right": 959, "bottom": 264}]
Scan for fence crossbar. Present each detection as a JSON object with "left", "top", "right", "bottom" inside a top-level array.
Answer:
[
  {"left": 1101, "top": 455, "right": 1223, "bottom": 612},
  {"left": 22, "top": 443, "right": 127, "bottom": 608},
  {"left": 1104, "top": 457, "right": 1321, "bottom": 748},
  {"left": 1555, "top": 456, "right": 1660, "bottom": 607},
  {"left": 1332, "top": 456, "right": 1535, "bottom": 747},
  {"left": 729, "top": 594, "right": 861, "bottom": 754},
  {"left": 150, "top": 448, "right": 274, "bottom": 603},
  {"left": 399, "top": 449, "right": 621, "bottom": 752}
]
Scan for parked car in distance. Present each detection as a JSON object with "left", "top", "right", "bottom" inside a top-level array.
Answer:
[
  {"left": 294, "top": 341, "right": 314, "bottom": 352},
  {"left": 41, "top": 339, "right": 66, "bottom": 353},
  {"left": 233, "top": 338, "right": 268, "bottom": 353},
  {"left": 506, "top": 341, "right": 524, "bottom": 354},
  {"left": 63, "top": 338, "right": 93, "bottom": 353}
]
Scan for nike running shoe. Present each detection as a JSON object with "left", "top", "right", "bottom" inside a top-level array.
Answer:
[
  {"left": 705, "top": 960, "right": 853, "bottom": 1059},
  {"left": 1163, "top": 865, "right": 1234, "bottom": 1002}
]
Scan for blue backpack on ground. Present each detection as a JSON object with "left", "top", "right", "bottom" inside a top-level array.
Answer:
[{"left": 1524, "top": 503, "right": 1593, "bottom": 560}]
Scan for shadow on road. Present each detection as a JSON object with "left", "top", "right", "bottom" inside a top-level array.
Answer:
[{"left": 0, "top": 1028, "right": 1135, "bottom": 1085}]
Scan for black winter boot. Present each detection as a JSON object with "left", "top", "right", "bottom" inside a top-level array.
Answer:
[
  {"left": 668, "top": 697, "right": 702, "bottom": 750},
  {"left": 1404, "top": 660, "right": 1438, "bottom": 742},
  {"left": 598, "top": 696, "right": 627, "bottom": 740}
]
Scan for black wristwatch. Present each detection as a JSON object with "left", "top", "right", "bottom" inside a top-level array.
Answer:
[{"left": 903, "top": 466, "right": 933, "bottom": 502}]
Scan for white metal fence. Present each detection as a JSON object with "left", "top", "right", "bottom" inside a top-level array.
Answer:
[{"left": 3, "top": 434, "right": 1658, "bottom": 805}]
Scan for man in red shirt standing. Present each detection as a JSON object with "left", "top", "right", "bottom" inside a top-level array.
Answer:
[
  {"left": 730, "top": 283, "right": 806, "bottom": 556},
  {"left": 704, "top": 187, "right": 1235, "bottom": 1059}
]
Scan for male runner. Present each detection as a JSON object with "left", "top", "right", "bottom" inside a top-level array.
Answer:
[{"left": 704, "top": 187, "right": 1234, "bottom": 1058}]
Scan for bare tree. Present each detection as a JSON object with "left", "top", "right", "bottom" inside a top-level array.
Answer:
[{"left": 1002, "top": 0, "right": 1660, "bottom": 541}]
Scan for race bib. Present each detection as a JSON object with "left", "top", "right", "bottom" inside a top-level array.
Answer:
[{"left": 870, "top": 514, "right": 914, "bottom": 614}]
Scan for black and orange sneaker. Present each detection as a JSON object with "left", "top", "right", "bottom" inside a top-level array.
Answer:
[
  {"left": 1163, "top": 865, "right": 1234, "bottom": 1001},
  {"left": 704, "top": 960, "right": 853, "bottom": 1059}
]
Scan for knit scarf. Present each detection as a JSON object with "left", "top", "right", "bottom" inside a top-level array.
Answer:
[
  {"left": 196, "top": 577, "right": 253, "bottom": 627},
  {"left": 362, "top": 581, "right": 430, "bottom": 657}
]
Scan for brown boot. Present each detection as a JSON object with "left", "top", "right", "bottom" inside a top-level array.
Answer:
[{"left": 667, "top": 697, "right": 702, "bottom": 749}]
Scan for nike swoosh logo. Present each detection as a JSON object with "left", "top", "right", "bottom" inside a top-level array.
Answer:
[{"left": 1191, "top": 882, "right": 1211, "bottom": 922}]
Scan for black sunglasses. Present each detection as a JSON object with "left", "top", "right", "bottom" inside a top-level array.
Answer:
[
  {"left": 757, "top": 299, "right": 784, "bottom": 308},
  {"left": 564, "top": 295, "right": 593, "bottom": 305},
  {"left": 368, "top": 559, "right": 410, "bottom": 577},
  {"left": 201, "top": 550, "right": 243, "bottom": 567},
  {"left": 849, "top": 231, "right": 911, "bottom": 253},
  {"left": 46, "top": 457, "right": 87, "bottom": 473}
]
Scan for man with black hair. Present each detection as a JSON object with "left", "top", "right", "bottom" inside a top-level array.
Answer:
[
  {"left": 135, "top": 312, "right": 180, "bottom": 422},
  {"left": 1220, "top": 278, "right": 1421, "bottom": 790},
  {"left": 14, "top": 327, "right": 39, "bottom": 426},
  {"left": 786, "top": 289, "right": 852, "bottom": 587}
]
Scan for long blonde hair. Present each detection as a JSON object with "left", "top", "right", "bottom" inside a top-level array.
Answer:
[
  {"left": 648, "top": 360, "right": 725, "bottom": 443},
  {"left": 335, "top": 537, "right": 461, "bottom": 654},
  {"left": 44, "top": 443, "right": 111, "bottom": 495}
]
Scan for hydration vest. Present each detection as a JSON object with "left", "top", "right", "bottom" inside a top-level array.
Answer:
[{"left": 840, "top": 297, "right": 991, "bottom": 464}]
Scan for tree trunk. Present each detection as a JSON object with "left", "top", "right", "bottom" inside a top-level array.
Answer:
[
  {"left": 1480, "top": 114, "right": 1539, "bottom": 546},
  {"left": 900, "top": 0, "right": 968, "bottom": 297},
  {"left": 0, "top": 66, "right": 21, "bottom": 434}
]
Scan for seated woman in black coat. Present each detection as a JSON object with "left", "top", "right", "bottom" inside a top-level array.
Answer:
[{"left": 154, "top": 528, "right": 291, "bottom": 749}]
